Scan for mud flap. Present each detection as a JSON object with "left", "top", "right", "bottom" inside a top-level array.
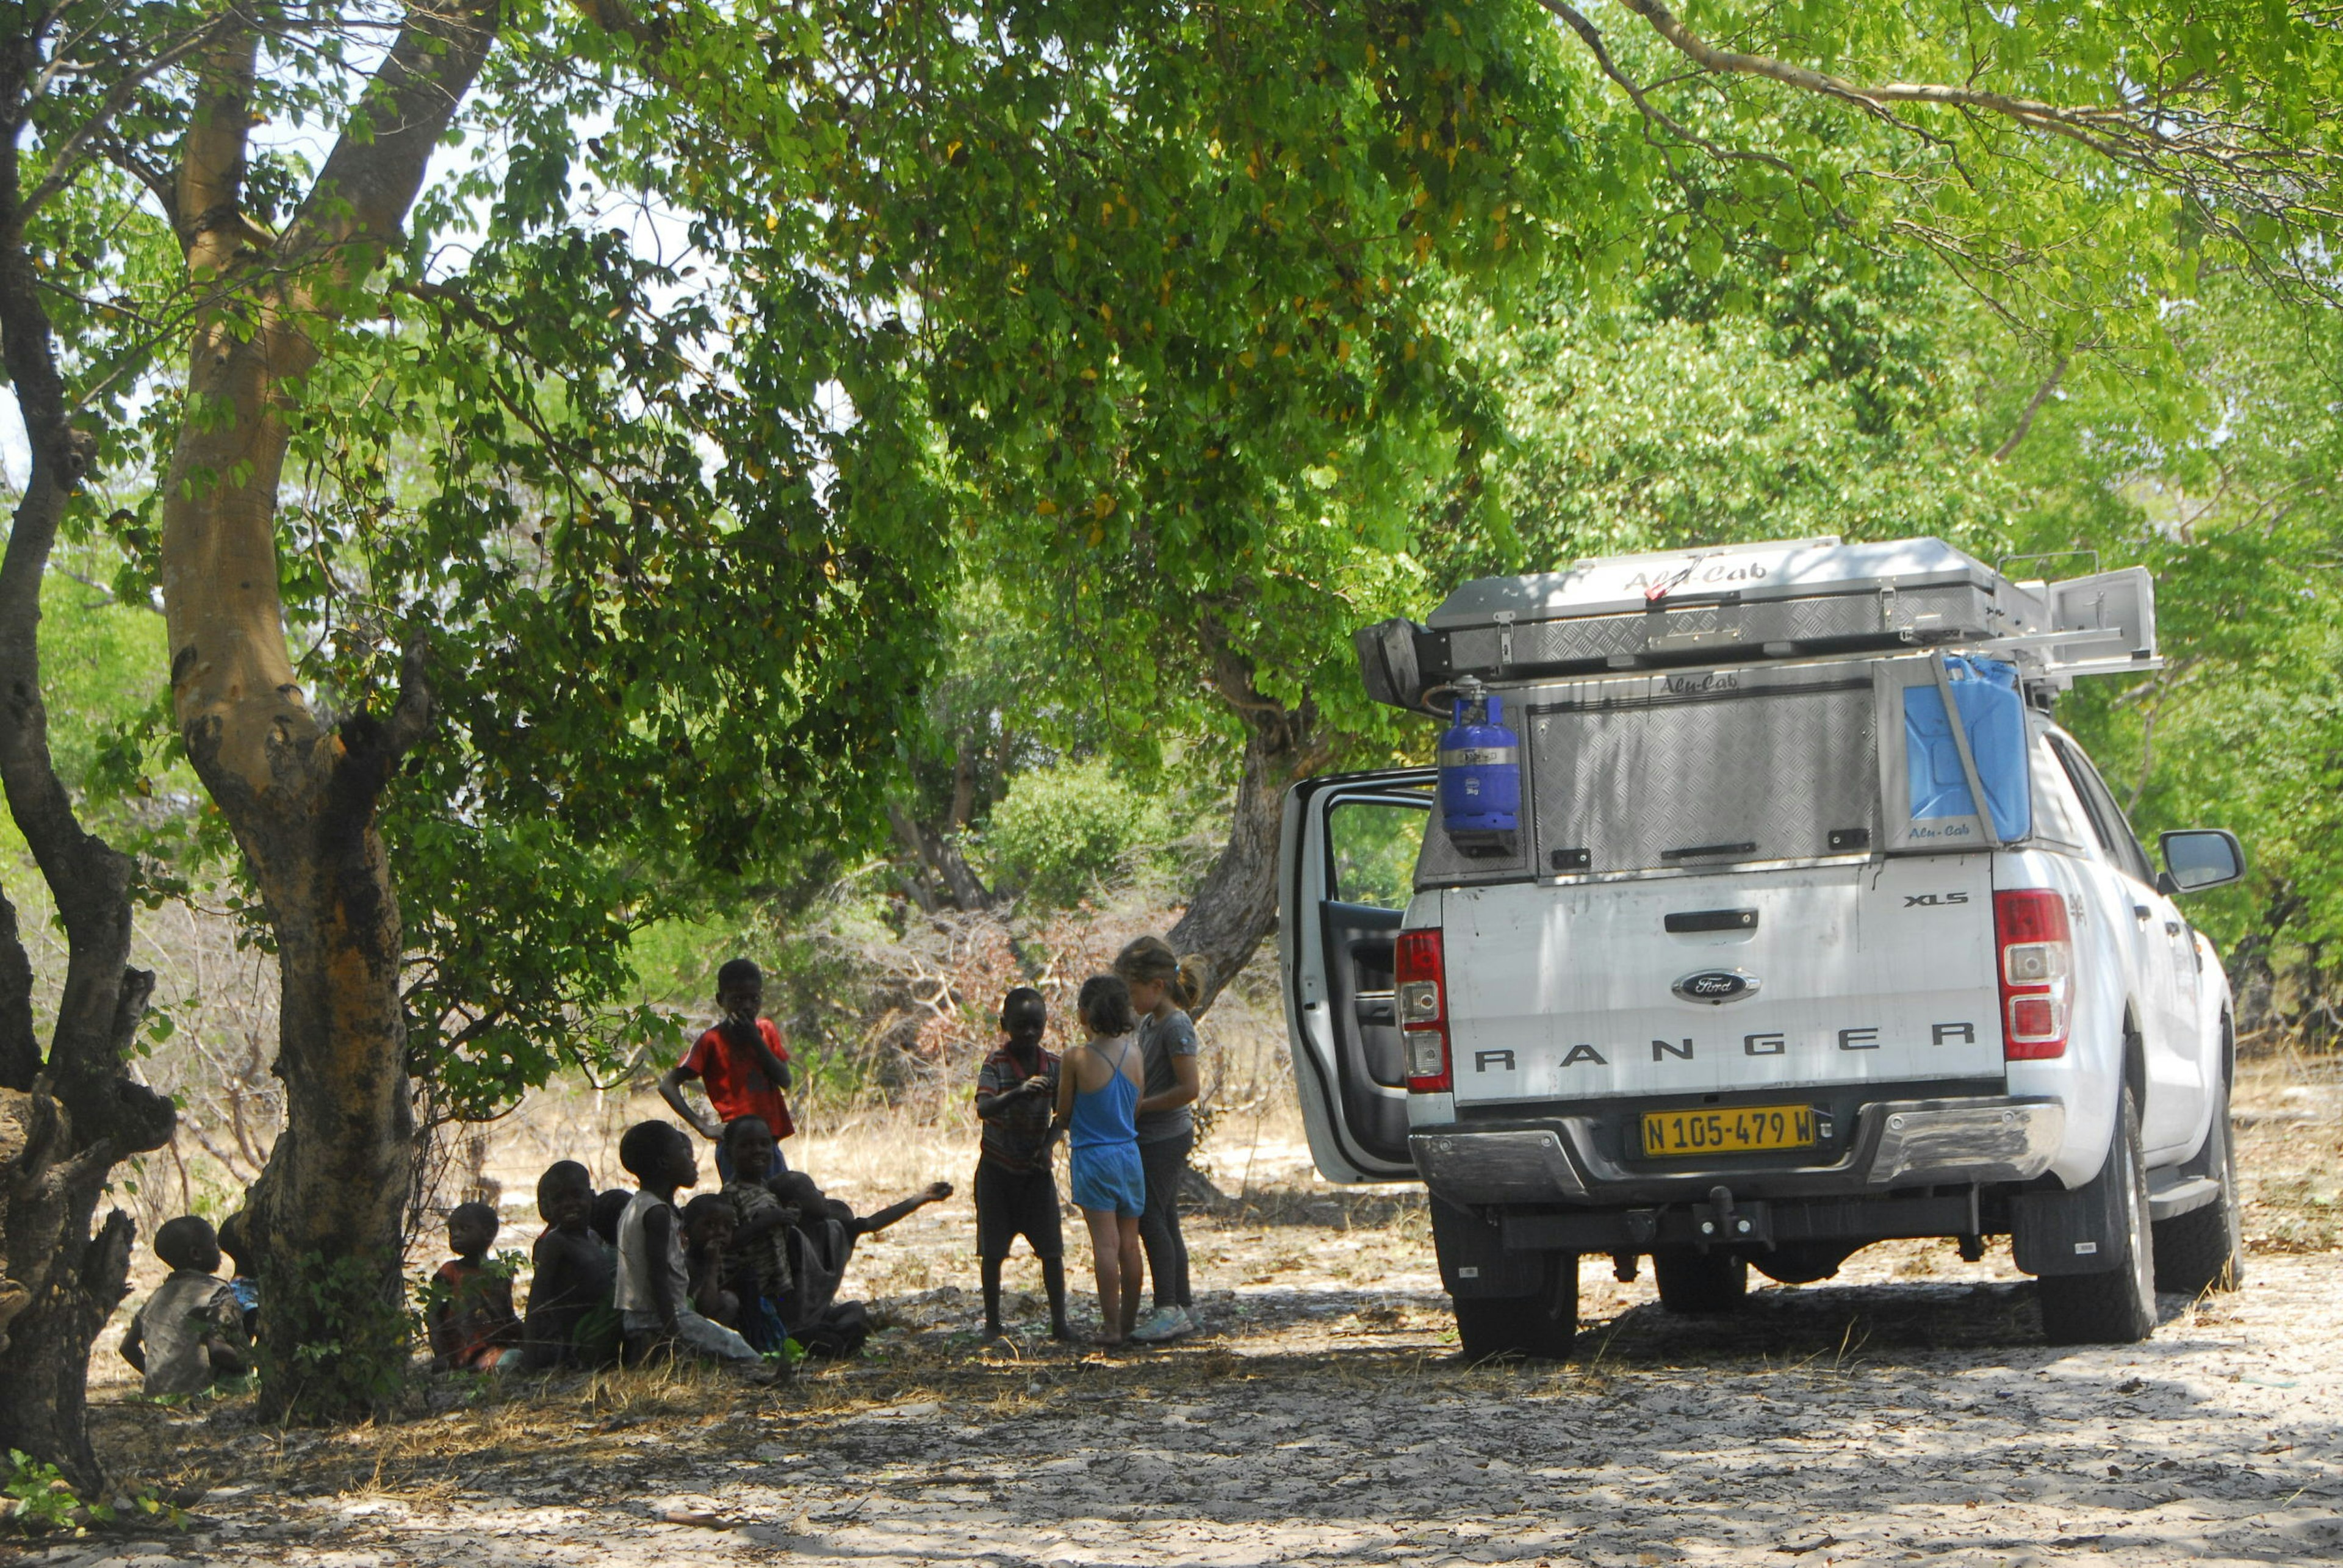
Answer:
[
  {"left": 1430, "top": 1195, "right": 1550, "bottom": 1297},
  {"left": 2010, "top": 1152, "right": 2128, "bottom": 1277}
]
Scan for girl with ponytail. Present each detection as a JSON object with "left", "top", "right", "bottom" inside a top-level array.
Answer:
[{"left": 1114, "top": 935, "right": 1214, "bottom": 1343}]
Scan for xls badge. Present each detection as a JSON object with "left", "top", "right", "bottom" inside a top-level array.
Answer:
[{"left": 1672, "top": 968, "right": 1762, "bottom": 1005}]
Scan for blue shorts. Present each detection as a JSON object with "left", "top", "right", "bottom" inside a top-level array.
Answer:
[{"left": 1069, "top": 1142, "right": 1146, "bottom": 1217}]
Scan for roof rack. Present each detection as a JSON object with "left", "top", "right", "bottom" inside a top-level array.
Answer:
[{"left": 1358, "top": 536, "right": 2156, "bottom": 711}]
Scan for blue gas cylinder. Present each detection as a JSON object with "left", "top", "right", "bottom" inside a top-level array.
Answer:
[{"left": 1438, "top": 681, "right": 1521, "bottom": 836}]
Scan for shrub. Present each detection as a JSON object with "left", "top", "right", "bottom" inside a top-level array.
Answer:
[{"left": 980, "top": 758, "right": 1172, "bottom": 907}]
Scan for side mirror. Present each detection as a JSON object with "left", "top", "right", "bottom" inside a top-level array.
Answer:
[{"left": 2158, "top": 829, "right": 2245, "bottom": 894}]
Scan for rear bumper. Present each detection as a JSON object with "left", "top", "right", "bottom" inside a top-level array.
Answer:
[{"left": 1410, "top": 1095, "right": 2065, "bottom": 1209}]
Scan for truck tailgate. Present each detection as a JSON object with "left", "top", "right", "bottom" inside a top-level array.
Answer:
[{"left": 1442, "top": 856, "right": 2002, "bottom": 1103}]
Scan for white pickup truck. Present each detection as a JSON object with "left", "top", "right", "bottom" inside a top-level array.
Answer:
[{"left": 1281, "top": 537, "right": 2245, "bottom": 1356}]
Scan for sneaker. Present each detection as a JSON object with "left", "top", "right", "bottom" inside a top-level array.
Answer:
[{"left": 1128, "top": 1306, "right": 1187, "bottom": 1344}]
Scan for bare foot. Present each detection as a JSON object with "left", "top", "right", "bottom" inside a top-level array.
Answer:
[{"left": 1050, "top": 1323, "right": 1074, "bottom": 1343}]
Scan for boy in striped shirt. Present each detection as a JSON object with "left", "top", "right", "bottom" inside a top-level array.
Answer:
[{"left": 973, "top": 987, "right": 1070, "bottom": 1341}]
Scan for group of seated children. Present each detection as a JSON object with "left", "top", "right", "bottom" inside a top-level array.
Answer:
[
  {"left": 122, "top": 958, "right": 948, "bottom": 1392},
  {"left": 121, "top": 1215, "right": 251, "bottom": 1397},
  {"left": 122, "top": 946, "right": 1207, "bottom": 1392},
  {"left": 430, "top": 954, "right": 953, "bottom": 1373},
  {"left": 420, "top": 1119, "right": 949, "bottom": 1375}
]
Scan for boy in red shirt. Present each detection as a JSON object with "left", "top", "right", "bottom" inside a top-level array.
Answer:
[{"left": 660, "top": 957, "right": 796, "bottom": 1180}]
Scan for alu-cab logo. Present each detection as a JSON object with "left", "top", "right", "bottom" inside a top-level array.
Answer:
[{"left": 1673, "top": 968, "right": 1761, "bottom": 1005}]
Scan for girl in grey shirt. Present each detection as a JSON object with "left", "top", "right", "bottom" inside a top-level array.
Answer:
[{"left": 1116, "top": 936, "right": 1213, "bottom": 1343}]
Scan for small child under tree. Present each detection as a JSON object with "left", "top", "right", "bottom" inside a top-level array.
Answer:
[
  {"left": 215, "top": 1209, "right": 261, "bottom": 1339},
  {"left": 426, "top": 1201, "right": 522, "bottom": 1372},
  {"left": 718, "top": 1116, "right": 797, "bottom": 1353},
  {"left": 121, "top": 1215, "right": 249, "bottom": 1397},
  {"left": 612, "top": 1120, "right": 761, "bottom": 1367},
  {"left": 519, "top": 1161, "right": 621, "bottom": 1371},
  {"left": 682, "top": 1193, "right": 741, "bottom": 1329},
  {"left": 769, "top": 1170, "right": 952, "bottom": 1359},
  {"left": 973, "top": 987, "right": 1070, "bottom": 1340}
]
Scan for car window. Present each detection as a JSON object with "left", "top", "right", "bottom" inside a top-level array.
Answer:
[
  {"left": 2049, "top": 736, "right": 2156, "bottom": 885},
  {"left": 1327, "top": 797, "right": 1430, "bottom": 908},
  {"left": 2027, "top": 740, "right": 2094, "bottom": 852}
]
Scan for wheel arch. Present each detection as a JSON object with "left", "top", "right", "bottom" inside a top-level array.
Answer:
[{"left": 2121, "top": 1002, "right": 2148, "bottom": 1112}]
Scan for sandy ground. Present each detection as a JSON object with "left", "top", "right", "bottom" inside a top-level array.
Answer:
[{"left": 16, "top": 1059, "right": 2342, "bottom": 1567}]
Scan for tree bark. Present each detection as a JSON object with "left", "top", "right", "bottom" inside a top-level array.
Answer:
[
  {"left": 159, "top": 0, "right": 497, "bottom": 1421},
  {"left": 1164, "top": 633, "right": 1333, "bottom": 1020},
  {"left": 0, "top": 15, "right": 176, "bottom": 1487}
]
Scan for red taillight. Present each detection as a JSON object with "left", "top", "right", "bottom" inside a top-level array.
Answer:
[
  {"left": 1395, "top": 929, "right": 1451, "bottom": 1093},
  {"left": 1995, "top": 889, "right": 2073, "bottom": 1060}
]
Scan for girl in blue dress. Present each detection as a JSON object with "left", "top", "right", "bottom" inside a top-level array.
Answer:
[{"left": 1054, "top": 974, "right": 1146, "bottom": 1345}]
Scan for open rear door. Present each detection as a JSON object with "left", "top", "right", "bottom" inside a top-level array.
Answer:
[{"left": 1279, "top": 769, "right": 1434, "bottom": 1182}]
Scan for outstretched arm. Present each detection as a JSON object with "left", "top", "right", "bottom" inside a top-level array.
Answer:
[{"left": 860, "top": 1181, "right": 954, "bottom": 1235}]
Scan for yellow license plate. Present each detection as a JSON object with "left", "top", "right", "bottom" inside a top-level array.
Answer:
[{"left": 1641, "top": 1104, "right": 1816, "bottom": 1157}]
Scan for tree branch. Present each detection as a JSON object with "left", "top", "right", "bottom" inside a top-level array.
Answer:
[
  {"left": 383, "top": 630, "right": 437, "bottom": 758},
  {"left": 1613, "top": 0, "right": 2147, "bottom": 147},
  {"left": 1990, "top": 352, "right": 2069, "bottom": 462},
  {"left": 20, "top": 6, "right": 240, "bottom": 223},
  {"left": 275, "top": 0, "right": 502, "bottom": 284},
  {"left": 1536, "top": 1, "right": 1804, "bottom": 179},
  {"left": 1587, "top": 0, "right": 2335, "bottom": 223},
  {"left": 175, "top": 17, "right": 262, "bottom": 265},
  {"left": 566, "top": 0, "right": 668, "bottom": 51}
]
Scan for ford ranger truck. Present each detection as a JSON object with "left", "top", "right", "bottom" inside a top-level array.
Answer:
[{"left": 1281, "top": 536, "right": 2245, "bottom": 1358}]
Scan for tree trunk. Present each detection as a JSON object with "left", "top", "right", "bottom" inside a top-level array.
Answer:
[
  {"left": 212, "top": 736, "right": 423, "bottom": 1418},
  {"left": 1165, "top": 636, "right": 1333, "bottom": 1020},
  {"left": 888, "top": 803, "right": 993, "bottom": 913},
  {"left": 0, "top": 1084, "right": 142, "bottom": 1492},
  {"left": 0, "top": 29, "right": 175, "bottom": 1486},
  {"left": 159, "top": 0, "right": 497, "bottom": 1422}
]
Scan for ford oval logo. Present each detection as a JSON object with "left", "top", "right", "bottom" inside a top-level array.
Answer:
[{"left": 1673, "top": 968, "right": 1760, "bottom": 1005}]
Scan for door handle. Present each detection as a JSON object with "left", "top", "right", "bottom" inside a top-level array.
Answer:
[
  {"left": 2132, "top": 905, "right": 2151, "bottom": 922},
  {"left": 2165, "top": 920, "right": 2183, "bottom": 937}
]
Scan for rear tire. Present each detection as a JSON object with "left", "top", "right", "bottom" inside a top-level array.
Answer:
[
  {"left": 1652, "top": 1248, "right": 1749, "bottom": 1314},
  {"left": 1452, "top": 1253, "right": 1578, "bottom": 1362},
  {"left": 2154, "top": 1070, "right": 2244, "bottom": 1296},
  {"left": 2039, "top": 1087, "right": 2158, "bottom": 1346}
]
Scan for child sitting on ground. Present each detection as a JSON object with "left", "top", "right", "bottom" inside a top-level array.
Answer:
[
  {"left": 612, "top": 1120, "right": 761, "bottom": 1367},
  {"left": 591, "top": 1187, "right": 632, "bottom": 1247},
  {"left": 718, "top": 1116, "right": 797, "bottom": 1353},
  {"left": 426, "top": 1200, "right": 522, "bottom": 1372},
  {"left": 682, "top": 1193, "right": 741, "bottom": 1329},
  {"left": 121, "top": 1215, "right": 250, "bottom": 1397},
  {"left": 973, "top": 986, "right": 1070, "bottom": 1341},
  {"left": 768, "top": 1170, "right": 952, "bottom": 1359},
  {"left": 215, "top": 1209, "right": 261, "bottom": 1339},
  {"left": 519, "top": 1161, "right": 621, "bottom": 1371}
]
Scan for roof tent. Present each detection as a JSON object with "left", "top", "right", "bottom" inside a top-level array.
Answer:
[{"left": 1358, "top": 536, "right": 2154, "bottom": 710}]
